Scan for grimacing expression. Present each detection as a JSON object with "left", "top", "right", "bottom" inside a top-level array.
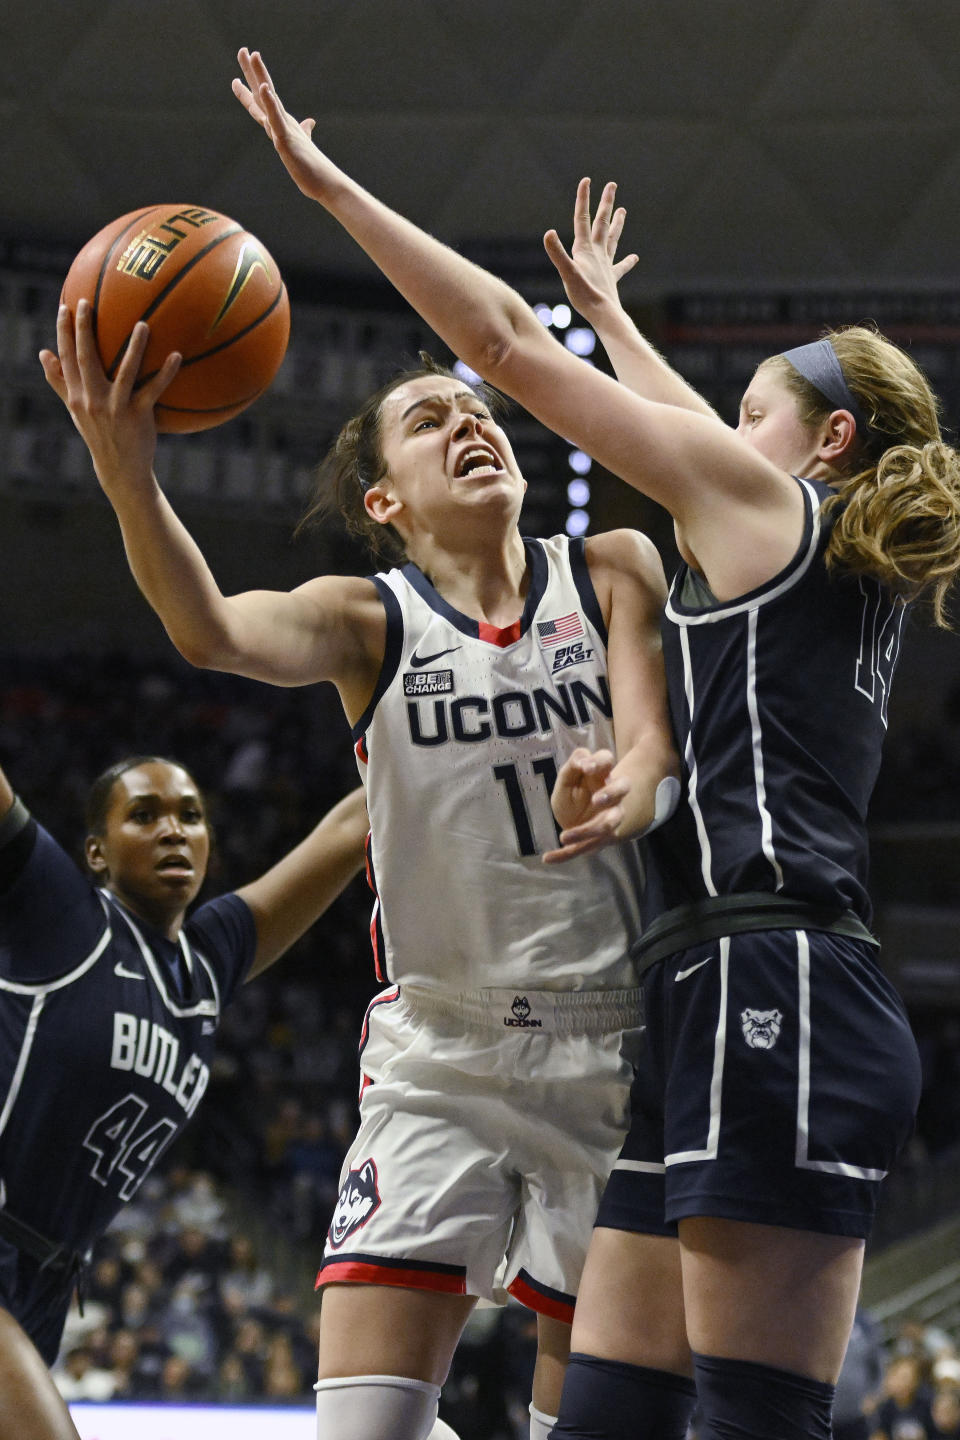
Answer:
[
  {"left": 370, "top": 374, "right": 525, "bottom": 533},
  {"left": 86, "top": 761, "right": 210, "bottom": 923}
]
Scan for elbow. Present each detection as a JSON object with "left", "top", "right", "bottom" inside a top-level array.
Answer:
[
  {"left": 466, "top": 302, "right": 541, "bottom": 388},
  {"left": 170, "top": 626, "right": 234, "bottom": 673},
  {"left": 171, "top": 636, "right": 217, "bottom": 671},
  {"left": 467, "top": 326, "right": 516, "bottom": 385}
]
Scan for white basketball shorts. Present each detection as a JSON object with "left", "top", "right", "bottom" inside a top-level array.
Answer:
[{"left": 316, "top": 984, "right": 643, "bottom": 1321}]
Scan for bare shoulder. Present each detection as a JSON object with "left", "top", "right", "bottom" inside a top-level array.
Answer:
[
  {"left": 293, "top": 571, "right": 384, "bottom": 604},
  {"left": 584, "top": 528, "right": 668, "bottom": 606},
  {"left": 292, "top": 571, "right": 385, "bottom": 634}
]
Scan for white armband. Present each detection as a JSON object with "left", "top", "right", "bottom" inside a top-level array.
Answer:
[{"left": 636, "top": 775, "right": 681, "bottom": 838}]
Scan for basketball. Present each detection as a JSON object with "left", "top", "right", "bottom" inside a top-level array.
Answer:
[{"left": 61, "top": 205, "right": 291, "bottom": 433}]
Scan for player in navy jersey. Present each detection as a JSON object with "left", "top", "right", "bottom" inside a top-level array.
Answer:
[
  {"left": 39, "top": 96, "right": 680, "bottom": 1440},
  {"left": 0, "top": 754, "right": 366, "bottom": 1440},
  {"left": 161, "top": 55, "right": 960, "bottom": 1440}
]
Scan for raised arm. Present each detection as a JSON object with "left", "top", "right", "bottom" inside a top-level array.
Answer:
[
  {"left": 232, "top": 50, "right": 803, "bottom": 597},
  {"left": 544, "top": 178, "right": 720, "bottom": 419},
  {"left": 544, "top": 528, "right": 679, "bottom": 863},
  {"left": 39, "top": 304, "right": 384, "bottom": 703},
  {"left": 237, "top": 785, "right": 368, "bottom": 978}
]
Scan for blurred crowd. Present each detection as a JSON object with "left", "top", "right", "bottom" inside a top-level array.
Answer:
[
  {"left": 843, "top": 1315, "right": 960, "bottom": 1440},
  {"left": 0, "top": 650, "right": 957, "bottom": 1428},
  {"left": 52, "top": 1166, "right": 321, "bottom": 1406}
]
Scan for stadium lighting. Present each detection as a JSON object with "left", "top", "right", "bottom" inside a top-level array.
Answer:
[
  {"left": 564, "top": 327, "right": 596, "bottom": 357},
  {"left": 534, "top": 304, "right": 553, "bottom": 326},
  {"left": 453, "top": 359, "right": 482, "bottom": 384},
  {"left": 551, "top": 303, "right": 572, "bottom": 329},
  {"left": 565, "top": 508, "right": 589, "bottom": 536},
  {"left": 567, "top": 450, "right": 592, "bottom": 475},
  {"left": 567, "top": 478, "right": 591, "bottom": 507}
]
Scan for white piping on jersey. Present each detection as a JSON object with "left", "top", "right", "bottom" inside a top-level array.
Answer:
[
  {"left": 679, "top": 626, "right": 717, "bottom": 896},
  {"left": 854, "top": 579, "right": 906, "bottom": 729},
  {"left": 746, "top": 607, "right": 784, "bottom": 891},
  {"left": 665, "top": 478, "right": 823, "bottom": 627},
  {"left": 613, "top": 1158, "right": 666, "bottom": 1175},
  {"left": 665, "top": 936, "right": 729, "bottom": 1165},
  {"left": 672, "top": 482, "right": 823, "bottom": 894},
  {"left": 105, "top": 896, "right": 219, "bottom": 1019},
  {"left": 0, "top": 921, "right": 113, "bottom": 997},
  {"left": 794, "top": 930, "right": 886, "bottom": 1181},
  {"left": 0, "top": 994, "right": 44, "bottom": 1140}
]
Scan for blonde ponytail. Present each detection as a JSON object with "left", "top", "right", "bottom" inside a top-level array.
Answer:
[
  {"left": 764, "top": 326, "right": 960, "bottom": 627},
  {"left": 822, "top": 440, "right": 960, "bottom": 626}
]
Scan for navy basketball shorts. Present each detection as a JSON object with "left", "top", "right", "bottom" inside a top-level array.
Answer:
[{"left": 597, "top": 927, "right": 922, "bottom": 1239}]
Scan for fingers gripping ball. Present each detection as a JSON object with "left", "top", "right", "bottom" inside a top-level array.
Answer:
[{"left": 61, "top": 205, "right": 290, "bottom": 432}]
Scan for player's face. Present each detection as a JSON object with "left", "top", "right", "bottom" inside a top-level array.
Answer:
[
  {"left": 736, "top": 369, "right": 825, "bottom": 475},
  {"left": 371, "top": 374, "right": 525, "bottom": 538},
  {"left": 88, "top": 762, "right": 210, "bottom": 931}
]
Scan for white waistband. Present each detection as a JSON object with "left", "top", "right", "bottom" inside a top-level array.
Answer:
[{"left": 399, "top": 984, "right": 643, "bottom": 1035}]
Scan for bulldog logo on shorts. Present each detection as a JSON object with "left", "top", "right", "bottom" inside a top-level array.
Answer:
[
  {"left": 328, "top": 1158, "right": 381, "bottom": 1248},
  {"left": 740, "top": 1008, "right": 783, "bottom": 1050}
]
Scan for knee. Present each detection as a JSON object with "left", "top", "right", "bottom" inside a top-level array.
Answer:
[
  {"left": 692, "top": 1353, "right": 835, "bottom": 1440},
  {"left": 551, "top": 1352, "right": 696, "bottom": 1440},
  {"left": 315, "top": 1374, "right": 444, "bottom": 1440}
]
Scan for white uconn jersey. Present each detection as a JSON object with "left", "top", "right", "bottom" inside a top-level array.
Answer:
[{"left": 354, "top": 535, "right": 644, "bottom": 993}]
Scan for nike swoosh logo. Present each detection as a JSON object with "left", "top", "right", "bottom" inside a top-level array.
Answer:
[
  {"left": 674, "top": 957, "right": 713, "bottom": 983},
  {"left": 209, "top": 241, "right": 271, "bottom": 331},
  {"left": 409, "top": 646, "right": 462, "bottom": 668},
  {"left": 114, "top": 962, "right": 144, "bottom": 981}
]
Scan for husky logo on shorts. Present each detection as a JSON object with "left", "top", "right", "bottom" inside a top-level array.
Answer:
[
  {"left": 740, "top": 1008, "right": 783, "bottom": 1050},
  {"left": 503, "top": 994, "right": 543, "bottom": 1028},
  {"left": 329, "top": 1158, "right": 381, "bottom": 1248}
]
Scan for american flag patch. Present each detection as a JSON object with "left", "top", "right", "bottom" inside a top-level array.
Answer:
[{"left": 536, "top": 611, "right": 583, "bottom": 647}]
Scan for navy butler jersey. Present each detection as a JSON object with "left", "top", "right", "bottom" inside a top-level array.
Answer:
[
  {"left": 0, "top": 809, "right": 255, "bottom": 1268},
  {"left": 645, "top": 476, "right": 906, "bottom": 926}
]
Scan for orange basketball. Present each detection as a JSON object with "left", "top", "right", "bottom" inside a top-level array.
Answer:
[{"left": 61, "top": 205, "right": 290, "bottom": 433}]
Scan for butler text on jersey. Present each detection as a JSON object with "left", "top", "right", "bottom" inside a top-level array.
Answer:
[{"left": 110, "top": 1013, "right": 210, "bottom": 1117}]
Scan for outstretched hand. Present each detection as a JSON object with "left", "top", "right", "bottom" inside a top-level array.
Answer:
[
  {"left": 38, "top": 301, "right": 180, "bottom": 495},
  {"left": 233, "top": 48, "right": 341, "bottom": 204},
  {"left": 542, "top": 747, "right": 631, "bottom": 864},
  {"left": 543, "top": 178, "right": 638, "bottom": 320}
]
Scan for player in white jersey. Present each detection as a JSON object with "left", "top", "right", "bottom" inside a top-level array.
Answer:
[
  {"left": 361, "top": 533, "right": 644, "bottom": 995},
  {"left": 212, "top": 50, "right": 960, "bottom": 1440},
  {"left": 42, "top": 219, "right": 678, "bottom": 1440}
]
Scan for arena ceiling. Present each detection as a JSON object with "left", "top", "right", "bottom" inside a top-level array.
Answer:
[{"left": 4, "top": 0, "right": 960, "bottom": 304}]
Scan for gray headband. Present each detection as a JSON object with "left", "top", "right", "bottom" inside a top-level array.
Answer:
[{"left": 781, "top": 339, "right": 875, "bottom": 447}]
